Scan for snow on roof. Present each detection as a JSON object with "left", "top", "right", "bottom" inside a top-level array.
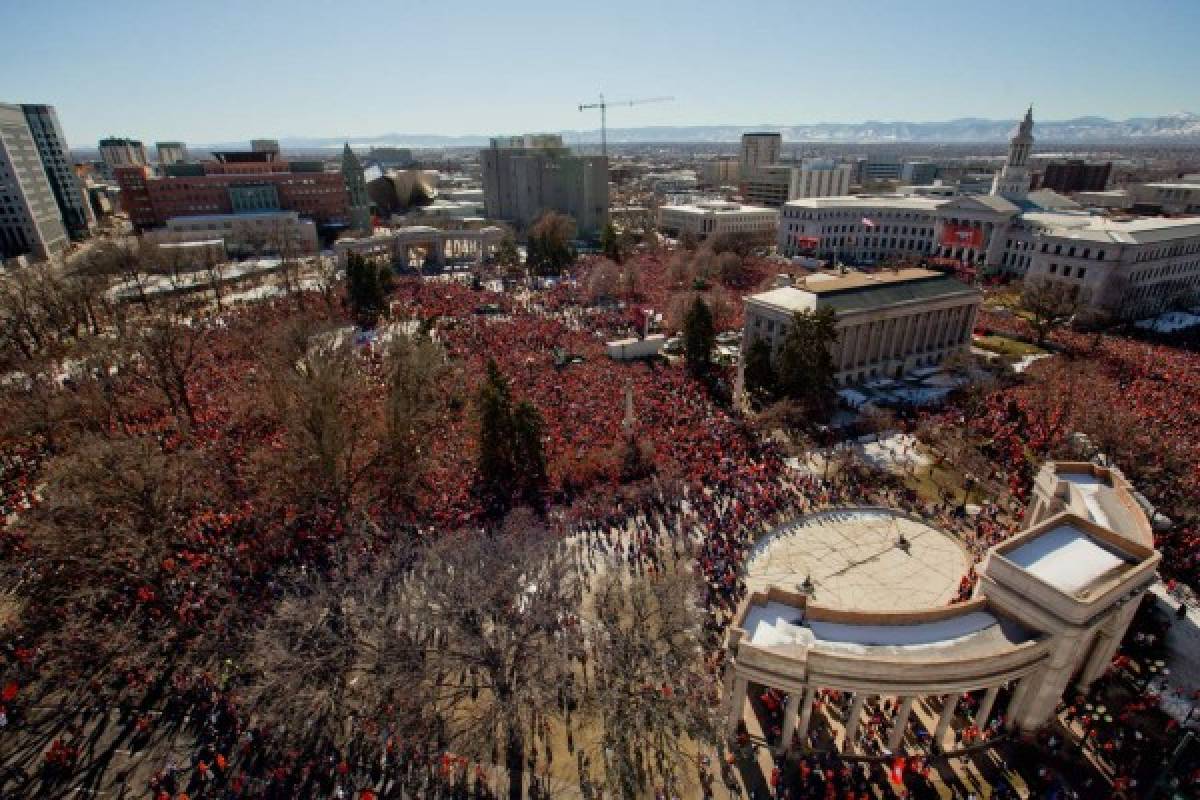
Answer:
[
  {"left": 1059, "top": 472, "right": 1113, "bottom": 529},
  {"left": 1005, "top": 524, "right": 1129, "bottom": 594},
  {"left": 806, "top": 611, "right": 999, "bottom": 652}
]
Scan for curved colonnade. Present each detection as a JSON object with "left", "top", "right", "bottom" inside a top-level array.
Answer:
[{"left": 722, "top": 461, "right": 1161, "bottom": 755}]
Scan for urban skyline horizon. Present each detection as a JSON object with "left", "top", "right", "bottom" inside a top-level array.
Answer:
[
  {"left": 61, "top": 107, "right": 1200, "bottom": 152},
  {"left": 5, "top": 0, "right": 1198, "bottom": 145}
]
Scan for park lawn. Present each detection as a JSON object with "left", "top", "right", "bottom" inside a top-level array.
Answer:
[{"left": 973, "top": 334, "right": 1049, "bottom": 358}]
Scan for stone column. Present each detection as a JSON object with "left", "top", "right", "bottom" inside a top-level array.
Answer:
[
  {"left": 933, "top": 693, "right": 959, "bottom": 751},
  {"left": 975, "top": 686, "right": 1001, "bottom": 730},
  {"left": 887, "top": 696, "right": 915, "bottom": 752},
  {"left": 1004, "top": 672, "right": 1037, "bottom": 731},
  {"left": 1078, "top": 597, "right": 1142, "bottom": 688},
  {"left": 777, "top": 690, "right": 803, "bottom": 755},
  {"left": 725, "top": 676, "right": 748, "bottom": 736},
  {"left": 796, "top": 687, "right": 817, "bottom": 745},
  {"left": 841, "top": 692, "right": 867, "bottom": 752}
]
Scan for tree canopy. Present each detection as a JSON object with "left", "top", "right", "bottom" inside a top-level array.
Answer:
[
  {"left": 775, "top": 307, "right": 839, "bottom": 418},
  {"left": 681, "top": 295, "right": 715, "bottom": 379}
]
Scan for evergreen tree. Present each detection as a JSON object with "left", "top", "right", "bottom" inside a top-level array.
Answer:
[
  {"left": 476, "top": 360, "right": 547, "bottom": 513},
  {"left": 478, "top": 359, "right": 516, "bottom": 507},
  {"left": 681, "top": 295, "right": 715, "bottom": 379},
  {"left": 345, "top": 252, "right": 390, "bottom": 326},
  {"left": 496, "top": 235, "right": 520, "bottom": 268},
  {"left": 600, "top": 221, "right": 622, "bottom": 263},
  {"left": 775, "top": 307, "right": 839, "bottom": 418},
  {"left": 742, "top": 337, "right": 777, "bottom": 407},
  {"left": 511, "top": 400, "right": 548, "bottom": 508}
]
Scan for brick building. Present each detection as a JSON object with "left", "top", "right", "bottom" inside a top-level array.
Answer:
[{"left": 116, "top": 150, "right": 350, "bottom": 230}]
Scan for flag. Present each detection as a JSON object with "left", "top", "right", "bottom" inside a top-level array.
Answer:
[{"left": 861, "top": 217, "right": 877, "bottom": 228}]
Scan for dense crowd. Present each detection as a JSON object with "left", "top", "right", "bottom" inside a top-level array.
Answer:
[{"left": 0, "top": 253, "right": 1197, "bottom": 798}]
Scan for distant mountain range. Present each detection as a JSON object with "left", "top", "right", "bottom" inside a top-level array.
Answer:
[{"left": 202, "top": 113, "right": 1200, "bottom": 150}]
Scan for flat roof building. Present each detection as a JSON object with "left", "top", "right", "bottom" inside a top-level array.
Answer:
[
  {"left": 115, "top": 153, "right": 351, "bottom": 230},
  {"left": 743, "top": 268, "right": 981, "bottom": 386},
  {"left": 99, "top": 137, "right": 147, "bottom": 170},
  {"left": 657, "top": 201, "right": 777, "bottom": 240},
  {"left": 481, "top": 134, "right": 608, "bottom": 235},
  {"left": 740, "top": 132, "right": 782, "bottom": 180},
  {"left": 723, "top": 461, "right": 1160, "bottom": 751},
  {"left": 156, "top": 141, "right": 188, "bottom": 166}
]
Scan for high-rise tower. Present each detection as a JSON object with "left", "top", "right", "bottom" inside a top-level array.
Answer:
[
  {"left": 341, "top": 143, "right": 371, "bottom": 234},
  {"left": 991, "top": 106, "right": 1035, "bottom": 201},
  {"left": 22, "top": 104, "right": 93, "bottom": 239}
]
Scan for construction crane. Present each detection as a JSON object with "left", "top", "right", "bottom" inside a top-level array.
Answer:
[{"left": 578, "top": 94, "right": 674, "bottom": 159}]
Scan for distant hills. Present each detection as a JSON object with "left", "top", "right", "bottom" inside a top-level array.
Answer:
[{"left": 205, "top": 113, "right": 1200, "bottom": 150}]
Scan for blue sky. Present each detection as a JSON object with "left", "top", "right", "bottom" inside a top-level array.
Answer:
[{"left": 3, "top": 0, "right": 1198, "bottom": 145}]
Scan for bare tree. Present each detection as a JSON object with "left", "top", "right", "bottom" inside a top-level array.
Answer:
[
  {"left": 246, "top": 532, "right": 423, "bottom": 756},
  {"left": 246, "top": 511, "right": 582, "bottom": 800},
  {"left": 1020, "top": 278, "right": 1082, "bottom": 346},
  {"left": 586, "top": 561, "right": 721, "bottom": 799},
  {"left": 258, "top": 321, "right": 381, "bottom": 518},
  {"left": 128, "top": 305, "right": 205, "bottom": 428},
  {"left": 21, "top": 434, "right": 212, "bottom": 702},
  {"left": 380, "top": 331, "right": 446, "bottom": 506}
]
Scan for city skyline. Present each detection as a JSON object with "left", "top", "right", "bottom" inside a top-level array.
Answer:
[{"left": 4, "top": 0, "right": 1199, "bottom": 145}]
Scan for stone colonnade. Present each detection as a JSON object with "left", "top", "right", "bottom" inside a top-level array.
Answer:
[
  {"left": 830, "top": 299, "right": 979, "bottom": 382},
  {"left": 727, "top": 676, "right": 1026, "bottom": 756}
]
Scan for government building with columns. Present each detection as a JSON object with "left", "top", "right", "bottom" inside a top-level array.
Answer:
[
  {"left": 723, "top": 462, "right": 1161, "bottom": 754},
  {"left": 742, "top": 268, "right": 981, "bottom": 386},
  {"left": 776, "top": 107, "right": 1200, "bottom": 319}
]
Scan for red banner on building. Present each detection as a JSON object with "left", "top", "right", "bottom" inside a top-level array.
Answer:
[
  {"left": 796, "top": 235, "right": 820, "bottom": 249},
  {"left": 940, "top": 223, "right": 984, "bottom": 248}
]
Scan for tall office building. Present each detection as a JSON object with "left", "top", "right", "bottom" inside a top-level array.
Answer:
[
  {"left": 341, "top": 143, "right": 371, "bottom": 234},
  {"left": 0, "top": 103, "right": 70, "bottom": 261},
  {"left": 156, "top": 141, "right": 188, "bottom": 166},
  {"left": 480, "top": 134, "right": 608, "bottom": 235},
  {"left": 20, "top": 104, "right": 94, "bottom": 239},
  {"left": 739, "top": 132, "right": 782, "bottom": 180},
  {"left": 99, "top": 137, "right": 147, "bottom": 170}
]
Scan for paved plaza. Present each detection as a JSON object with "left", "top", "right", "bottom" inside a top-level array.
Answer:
[{"left": 743, "top": 508, "right": 969, "bottom": 610}]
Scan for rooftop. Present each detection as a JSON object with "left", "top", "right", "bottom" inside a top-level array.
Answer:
[
  {"left": 1004, "top": 523, "right": 1134, "bottom": 596},
  {"left": 784, "top": 195, "right": 945, "bottom": 211},
  {"left": 741, "top": 600, "right": 1036, "bottom": 661},
  {"left": 748, "top": 269, "right": 978, "bottom": 315},
  {"left": 1040, "top": 214, "right": 1200, "bottom": 244}
]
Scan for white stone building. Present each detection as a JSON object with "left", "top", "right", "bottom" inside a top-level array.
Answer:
[
  {"left": 143, "top": 210, "right": 318, "bottom": 257},
  {"left": 744, "top": 161, "right": 853, "bottom": 208},
  {"left": 772, "top": 107, "right": 1200, "bottom": 319},
  {"left": 1024, "top": 216, "right": 1200, "bottom": 319},
  {"left": 723, "top": 462, "right": 1160, "bottom": 753},
  {"left": 742, "top": 268, "right": 981, "bottom": 385},
  {"left": 657, "top": 201, "right": 777, "bottom": 241}
]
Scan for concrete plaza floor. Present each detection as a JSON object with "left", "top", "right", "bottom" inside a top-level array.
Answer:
[{"left": 743, "top": 508, "right": 969, "bottom": 611}]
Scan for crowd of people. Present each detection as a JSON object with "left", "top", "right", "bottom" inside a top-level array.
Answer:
[{"left": 0, "top": 249, "right": 1196, "bottom": 798}]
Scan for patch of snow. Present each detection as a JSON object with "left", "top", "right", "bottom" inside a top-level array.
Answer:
[
  {"left": 1060, "top": 472, "right": 1112, "bottom": 529},
  {"left": 1012, "top": 353, "right": 1052, "bottom": 373},
  {"left": 807, "top": 611, "right": 1000, "bottom": 652},
  {"left": 1135, "top": 311, "right": 1200, "bottom": 334},
  {"left": 1005, "top": 525, "right": 1127, "bottom": 593},
  {"left": 850, "top": 432, "right": 931, "bottom": 471}
]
